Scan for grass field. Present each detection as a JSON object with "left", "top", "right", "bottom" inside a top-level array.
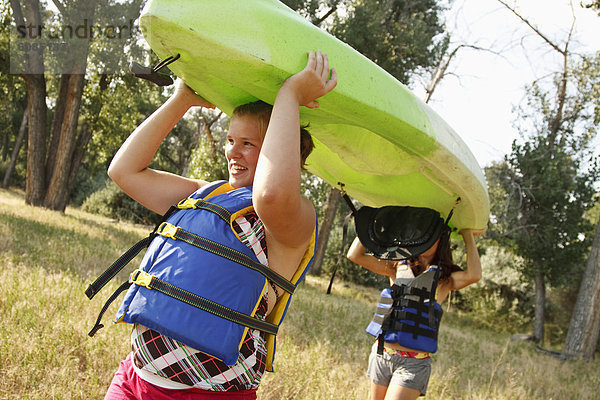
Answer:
[{"left": 1, "top": 188, "right": 598, "bottom": 399}]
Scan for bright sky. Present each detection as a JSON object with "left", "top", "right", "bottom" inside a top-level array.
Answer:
[{"left": 413, "top": 0, "right": 600, "bottom": 168}]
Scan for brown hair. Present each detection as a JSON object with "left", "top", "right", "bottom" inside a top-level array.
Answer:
[
  {"left": 407, "top": 232, "right": 461, "bottom": 281},
  {"left": 232, "top": 100, "right": 314, "bottom": 169}
]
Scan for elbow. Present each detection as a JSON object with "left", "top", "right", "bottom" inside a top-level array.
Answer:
[
  {"left": 347, "top": 253, "right": 358, "bottom": 263},
  {"left": 346, "top": 238, "right": 364, "bottom": 264},
  {"left": 253, "top": 187, "right": 294, "bottom": 214},
  {"left": 469, "top": 270, "right": 482, "bottom": 285},
  {"left": 107, "top": 162, "right": 121, "bottom": 184},
  {"left": 253, "top": 187, "right": 277, "bottom": 205},
  {"left": 253, "top": 167, "right": 301, "bottom": 207},
  {"left": 252, "top": 188, "right": 296, "bottom": 230},
  {"left": 107, "top": 163, "right": 116, "bottom": 180},
  {"left": 107, "top": 160, "right": 131, "bottom": 189}
]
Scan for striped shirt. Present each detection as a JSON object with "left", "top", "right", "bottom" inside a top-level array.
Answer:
[{"left": 130, "top": 211, "right": 269, "bottom": 391}]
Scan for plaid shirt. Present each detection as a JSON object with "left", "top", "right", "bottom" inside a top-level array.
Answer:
[{"left": 131, "top": 211, "right": 269, "bottom": 391}]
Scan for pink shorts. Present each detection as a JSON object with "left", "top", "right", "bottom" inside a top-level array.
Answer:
[{"left": 104, "top": 353, "right": 258, "bottom": 400}]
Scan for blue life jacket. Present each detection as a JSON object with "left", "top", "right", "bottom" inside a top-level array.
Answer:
[
  {"left": 88, "top": 181, "right": 316, "bottom": 370},
  {"left": 366, "top": 265, "right": 443, "bottom": 353}
]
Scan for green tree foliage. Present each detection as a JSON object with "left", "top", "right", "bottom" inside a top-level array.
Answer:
[
  {"left": 572, "top": 53, "right": 600, "bottom": 131},
  {"left": 280, "top": 0, "right": 343, "bottom": 26},
  {"left": 186, "top": 108, "right": 229, "bottom": 182},
  {"left": 498, "top": 137, "right": 595, "bottom": 282},
  {"left": 69, "top": 73, "right": 168, "bottom": 205},
  {"left": 7, "top": 0, "right": 150, "bottom": 211},
  {"left": 562, "top": 52, "right": 600, "bottom": 360},
  {"left": 0, "top": 1, "right": 27, "bottom": 185},
  {"left": 80, "top": 76, "right": 164, "bottom": 176},
  {"left": 485, "top": 54, "right": 600, "bottom": 341},
  {"left": 6, "top": 0, "right": 206, "bottom": 211},
  {"left": 331, "top": 0, "right": 448, "bottom": 84},
  {"left": 453, "top": 244, "right": 534, "bottom": 331}
]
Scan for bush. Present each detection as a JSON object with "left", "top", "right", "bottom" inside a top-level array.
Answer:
[
  {"left": 0, "top": 158, "right": 26, "bottom": 189},
  {"left": 70, "top": 169, "right": 109, "bottom": 207},
  {"left": 453, "top": 245, "right": 534, "bottom": 331},
  {"left": 81, "top": 181, "right": 162, "bottom": 226}
]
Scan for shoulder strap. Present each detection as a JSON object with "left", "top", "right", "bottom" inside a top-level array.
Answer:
[
  {"left": 85, "top": 181, "right": 232, "bottom": 301},
  {"left": 88, "top": 281, "right": 131, "bottom": 337},
  {"left": 85, "top": 205, "right": 178, "bottom": 300},
  {"left": 85, "top": 204, "right": 180, "bottom": 336},
  {"left": 154, "top": 222, "right": 295, "bottom": 294},
  {"left": 198, "top": 180, "right": 234, "bottom": 199}
]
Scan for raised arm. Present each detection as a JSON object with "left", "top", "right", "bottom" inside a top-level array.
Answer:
[
  {"left": 253, "top": 51, "right": 337, "bottom": 247},
  {"left": 447, "top": 229, "right": 485, "bottom": 291},
  {"left": 347, "top": 237, "right": 397, "bottom": 279},
  {"left": 108, "top": 80, "right": 215, "bottom": 215}
]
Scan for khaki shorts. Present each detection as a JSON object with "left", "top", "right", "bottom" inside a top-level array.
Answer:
[{"left": 365, "top": 343, "right": 433, "bottom": 396}]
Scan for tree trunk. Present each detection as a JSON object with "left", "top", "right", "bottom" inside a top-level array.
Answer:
[
  {"left": 44, "top": 71, "right": 87, "bottom": 211},
  {"left": 42, "top": 0, "right": 95, "bottom": 211},
  {"left": 17, "top": 0, "right": 48, "bottom": 206},
  {"left": 45, "top": 73, "right": 70, "bottom": 188},
  {"left": 1, "top": 121, "right": 9, "bottom": 161},
  {"left": 66, "top": 121, "right": 94, "bottom": 192},
  {"left": 2, "top": 110, "right": 28, "bottom": 188},
  {"left": 563, "top": 218, "right": 600, "bottom": 360},
  {"left": 200, "top": 111, "right": 217, "bottom": 158},
  {"left": 533, "top": 266, "right": 546, "bottom": 343},
  {"left": 24, "top": 74, "right": 48, "bottom": 205},
  {"left": 12, "top": 0, "right": 97, "bottom": 211},
  {"left": 311, "top": 187, "right": 341, "bottom": 276}
]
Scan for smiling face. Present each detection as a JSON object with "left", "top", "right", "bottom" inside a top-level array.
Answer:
[{"left": 225, "top": 114, "right": 264, "bottom": 188}]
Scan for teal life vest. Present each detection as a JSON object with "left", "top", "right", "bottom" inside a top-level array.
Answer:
[
  {"left": 86, "top": 181, "right": 317, "bottom": 370},
  {"left": 366, "top": 265, "right": 443, "bottom": 354}
]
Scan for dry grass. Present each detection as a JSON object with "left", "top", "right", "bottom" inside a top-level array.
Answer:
[{"left": 1, "top": 188, "right": 598, "bottom": 399}]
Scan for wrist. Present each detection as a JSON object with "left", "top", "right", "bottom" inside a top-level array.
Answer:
[
  {"left": 167, "top": 92, "right": 195, "bottom": 113},
  {"left": 459, "top": 230, "right": 473, "bottom": 240},
  {"left": 278, "top": 79, "right": 303, "bottom": 105}
]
